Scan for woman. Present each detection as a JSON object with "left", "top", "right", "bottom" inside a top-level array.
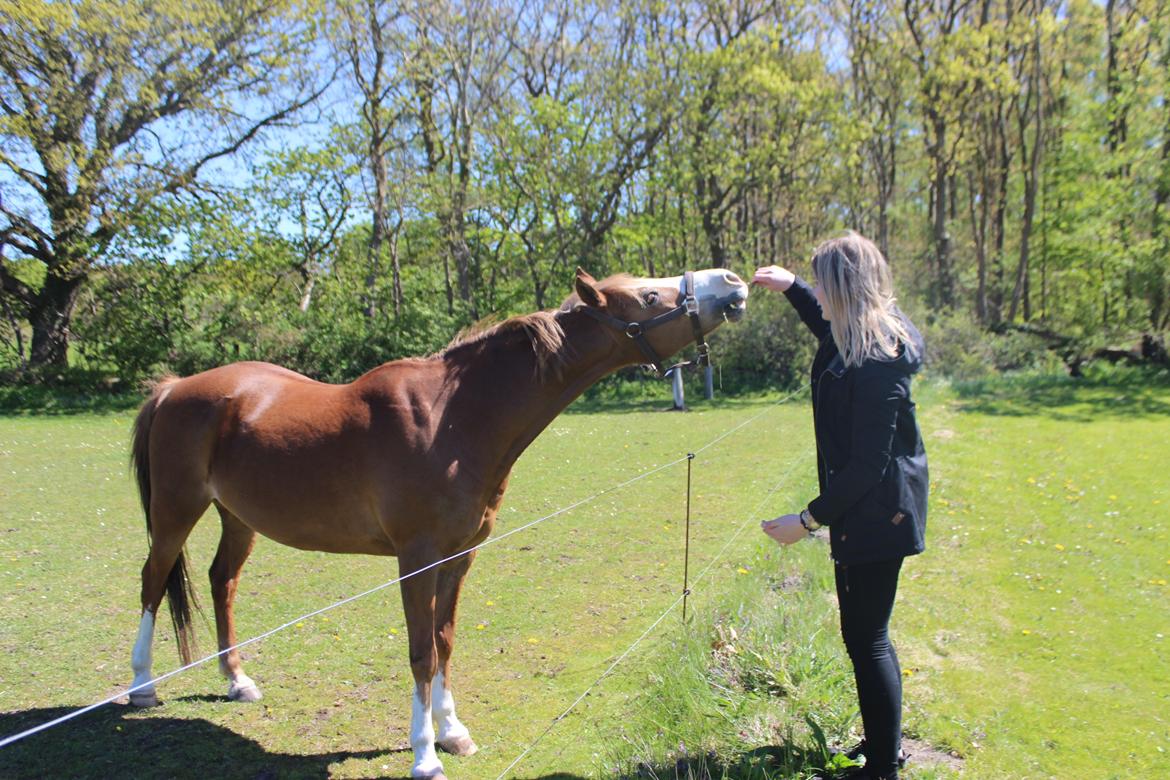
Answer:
[{"left": 752, "top": 232, "right": 928, "bottom": 780}]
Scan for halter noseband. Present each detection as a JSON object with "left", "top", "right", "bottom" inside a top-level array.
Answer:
[{"left": 578, "top": 270, "right": 710, "bottom": 376}]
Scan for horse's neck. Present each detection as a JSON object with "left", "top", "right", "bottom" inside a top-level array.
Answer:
[{"left": 444, "top": 311, "right": 625, "bottom": 480}]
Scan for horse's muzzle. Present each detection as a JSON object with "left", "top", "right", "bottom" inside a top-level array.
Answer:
[{"left": 719, "top": 285, "right": 749, "bottom": 322}]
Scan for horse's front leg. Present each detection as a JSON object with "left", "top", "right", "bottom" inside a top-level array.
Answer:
[
  {"left": 399, "top": 548, "right": 445, "bottom": 779},
  {"left": 432, "top": 550, "right": 477, "bottom": 756}
]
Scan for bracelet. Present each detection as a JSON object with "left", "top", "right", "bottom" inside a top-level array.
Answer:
[{"left": 799, "top": 508, "right": 821, "bottom": 532}]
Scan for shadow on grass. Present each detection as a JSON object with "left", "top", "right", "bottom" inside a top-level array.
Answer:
[
  {"left": 611, "top": 742, "right": 839, "bottom": 780},
  {"left": 0, "top": 705, "right": 392, "bottom": 780},
  {"left": 951, "top": 367, "right": 1170, "bottom": 421},
  {"left": 0, "top": 705, "right": 601, "bottom": 780},
  {"left": 0, "top": 386, "right": 141, "bottom": 416}
]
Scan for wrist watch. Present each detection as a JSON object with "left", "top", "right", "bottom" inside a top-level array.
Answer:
[{"left": 799, "top": 508, "right": 821, "bottom": 532}]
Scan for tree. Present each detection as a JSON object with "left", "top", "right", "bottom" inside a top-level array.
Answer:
[
  {"left": 250, "top": 145, "right": 354, "bottom": 313},
  {"left": 0, "top": 0, "right": 328, "bottom": 371},
  {"left": 409, "top": 0, "right": 517, "bottom": 318},
  {"left": 333, "top": 0, "right": 410, "bottom": 319},
  {"left": 902, "top": 0, "right": 984, "bottom": 309}
]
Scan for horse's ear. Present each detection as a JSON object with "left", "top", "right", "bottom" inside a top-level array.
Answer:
[{"left": 575, "top": 267, "right": 606, "bottom": 308}]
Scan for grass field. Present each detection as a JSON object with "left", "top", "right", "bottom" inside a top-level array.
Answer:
[{"left": 0, "top": 369, "right": 1167, "bottom": 779}]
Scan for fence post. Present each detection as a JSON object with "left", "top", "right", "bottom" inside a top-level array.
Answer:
[{"left": 671, "top": 367, "right": 685, "bottom": 410}]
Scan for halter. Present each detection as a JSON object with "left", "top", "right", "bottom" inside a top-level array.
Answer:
[{"left": 578, "top": 270, "right": 710, "bottom": 376}]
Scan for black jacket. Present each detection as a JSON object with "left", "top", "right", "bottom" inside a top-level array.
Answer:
[{"left": 784, "top": 277, "right": 928, "bottom": 565}]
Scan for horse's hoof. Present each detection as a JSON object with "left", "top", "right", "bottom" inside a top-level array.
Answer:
[
  {"left": 227, "top": 681, "right": 262, "bottom": 702},
  {"left": 128, "top": 690, "right": 159, "bottom": 708},
  {"left": 437, "top": 734, "right": 478, "bottom": 757}
]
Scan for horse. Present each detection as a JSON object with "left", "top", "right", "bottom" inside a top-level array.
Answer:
[{"left": 127, "top": 267, "right": 748, "bottom": 778}]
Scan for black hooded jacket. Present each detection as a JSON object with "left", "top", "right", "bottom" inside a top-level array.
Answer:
[{"left": 784, "top": 277, "right": 928, "bottom": 565}]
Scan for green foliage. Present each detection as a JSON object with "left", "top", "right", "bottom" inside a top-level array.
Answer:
[
  {"left": 73, "top": 261, "right": 185, "bottom": 380},
  {"left": 6, "top": 0, "right": 1170, "bottom": 386},
  {"left": 918, "top": 309, "right": 1062, "bottom": 381},
  {"left": 703, "top": 292, "right": 818, "bottom": 393}
]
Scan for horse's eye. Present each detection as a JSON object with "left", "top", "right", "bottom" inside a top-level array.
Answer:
[{"left": 643, "top": 291, "right": 660, "bottom": 305}]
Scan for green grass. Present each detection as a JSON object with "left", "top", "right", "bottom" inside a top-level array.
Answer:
[{"left": 0, "top": 370, "right": 1168, "bottom": 779}]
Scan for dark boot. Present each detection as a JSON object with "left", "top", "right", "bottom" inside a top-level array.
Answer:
[{"left": 832, "top": 739, "right": 908, "bottom": 768}]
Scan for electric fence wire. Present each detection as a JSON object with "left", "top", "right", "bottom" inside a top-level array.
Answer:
[
  {"left": 0, "top": 385, "right": 810, "bottom": 752},
  {"left": 494, "top": 442, "right": 816, "bottom": 780}
]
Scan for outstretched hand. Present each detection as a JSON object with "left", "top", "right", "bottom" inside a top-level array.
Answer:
[
  {"left": 761, "top": 514, "right": 808, "bottom": 546},
  {"left": 751, "top": 265, "right": 795, "bottom": 292}
]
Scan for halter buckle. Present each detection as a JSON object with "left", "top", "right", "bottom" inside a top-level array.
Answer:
[
  {"left": 624, "top": 322, "right": 643, "bottom": 338},
  {"left": 684, "top": 294, "right": 699, "bottom": 315}
]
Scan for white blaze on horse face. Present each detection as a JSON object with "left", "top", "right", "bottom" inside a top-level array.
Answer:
[
  {"left": 431, "top": 669, "right": 470, "bottom": 742},
  {"left": 410, "top": 686, "right": 444, "bottom": 778},
  {"left": 130, "top": 609, "right": 156, "bottom": 702}
]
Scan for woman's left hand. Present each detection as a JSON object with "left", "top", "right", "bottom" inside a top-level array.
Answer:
[{"left": 761, "top": 514, "right": 808, "bottom": 545}]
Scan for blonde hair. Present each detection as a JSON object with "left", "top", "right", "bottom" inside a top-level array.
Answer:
[{"left": 811, "top": 232, "right": 912, "bottom": 369}]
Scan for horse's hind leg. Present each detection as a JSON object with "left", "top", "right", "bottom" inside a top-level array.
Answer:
[
  {"left": 432, "top": 551, "right": 477, "bottom": 757},
  {"left": 130, "top": 490, "right": 210, "bottom": 707},
  {"left": 210, "top": 502, "right": 261, "bottom": 702}
]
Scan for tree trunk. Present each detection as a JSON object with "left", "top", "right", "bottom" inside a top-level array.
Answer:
[
  {"left": 28, "top": 272, "right": 85, "bottom": 371},
  {"left": 1010, "top": 34, "right": 1045, "bottom": 323},
  {"left": 1152, "top": 19, "right": 1170, "bottom": 329},
  {"left": 967, "top": 168, "right": 989, "bottom": 325},
  {"left": 930, "top": 113, "right": 954, "bottom": 308},
  {"left": 368, "top": 124, "right": 391, "bottom": 319}
]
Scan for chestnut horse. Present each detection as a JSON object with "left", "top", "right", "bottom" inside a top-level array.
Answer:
[{"left": 127, "top": 268, "right": 747, "bottom": 778}]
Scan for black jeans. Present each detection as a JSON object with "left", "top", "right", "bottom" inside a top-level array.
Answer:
[{"left": 835, "top": 557, "right": 904, "bottom": 777}]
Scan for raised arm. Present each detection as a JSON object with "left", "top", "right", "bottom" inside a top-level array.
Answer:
[{"left": 783, "top": 276, "right": 831, "bottom": 341}]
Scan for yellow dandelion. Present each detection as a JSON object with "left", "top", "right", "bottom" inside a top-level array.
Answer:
[
  {"left": 737, "top": 567, "right": 750, "bottom": 575},
  {"left": 902, "top": 669, "right": 914, "bottom": 677},
  {"left": 486, "top": 600, "right": 494, "bottom": 606},
  {"left": 1022, "top": 629, "right": 1032, "bottom": 635},
  {"left": 527, "top": 638, "right": 539, "bottom": 645},
  {"left": 1054, "top": 544, "right": 1065, "bottom": 551},
  {"left": 475, "top": 623, "right": 486, "bottom": 631},
  {"left": 389, "top": 628, "right": 398, "bottom": 635}
]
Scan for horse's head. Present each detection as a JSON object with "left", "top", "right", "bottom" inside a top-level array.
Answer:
[{"left": 564, "top": 267, "right": 748, "bottom": 372}]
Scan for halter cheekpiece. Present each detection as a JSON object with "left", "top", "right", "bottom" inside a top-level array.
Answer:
[{"left": 578, "top": 270, "right": 711, "bottom": 376}]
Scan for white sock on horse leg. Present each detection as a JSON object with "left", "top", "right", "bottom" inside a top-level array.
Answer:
[
  {"left": 129, "top": 610, "right": 157, "bottom": 705},
  {"left": 431, "top": 670, "right": 470, "bottom": 741},
  {"left": 410, "top": 686, "right": 444, "bottom": 778}
]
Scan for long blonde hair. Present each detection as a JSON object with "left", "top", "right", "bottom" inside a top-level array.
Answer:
[{"left": 812, "top": 232, "right": 912, "bottom": 369}]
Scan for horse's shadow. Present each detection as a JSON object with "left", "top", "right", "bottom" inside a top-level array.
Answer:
[
  {"left": 0, "top": 703, "right": 390, "bottom": 780},
  {"left": 0, "top": 704, "right": 599, "bottom": 780}
]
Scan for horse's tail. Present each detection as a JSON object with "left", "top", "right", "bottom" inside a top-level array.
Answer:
[{"left": 131, "top": 376, "right": 200, "bottom": 664}]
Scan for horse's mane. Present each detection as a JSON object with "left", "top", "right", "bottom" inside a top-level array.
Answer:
[{"left": 443, "top": 310, "right": 568, "bottom": 381}]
